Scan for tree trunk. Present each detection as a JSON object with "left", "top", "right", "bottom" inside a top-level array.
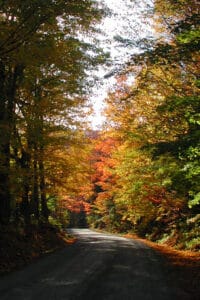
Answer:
[
  {"left": 32, "top": 146, "right": 39, "bottom": 220},
  {"left": 21, "top": 185, "right": 31, "bottom": 227},
  {"left": 39, "top": 157, "right": 49, "bottom": 222},
  {"left": 0, "top": 64, "right": 24, "bottom": 224},
  {"left": 0, "top": 62, "right": 10, "bottom": 224},
  {"left": 20, "top": 150, "right": 31, "bottom": 226}
]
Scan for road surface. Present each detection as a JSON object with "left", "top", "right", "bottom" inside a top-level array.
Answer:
[{"left": 0, "top": 229, "right": 190, "bottom": 299}]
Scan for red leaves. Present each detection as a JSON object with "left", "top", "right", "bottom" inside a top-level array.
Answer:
[{"left": 59, "top": 196, "right": 91, "bottom": 214}]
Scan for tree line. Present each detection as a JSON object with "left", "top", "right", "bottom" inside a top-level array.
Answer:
[
  {"left": 0, "top": 0, "right": 106, "bottom": 228},
  {"left": 86, "top": 0, "right": 200, "bottom": 250}
]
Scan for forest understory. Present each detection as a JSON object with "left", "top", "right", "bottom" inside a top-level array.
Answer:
[{"left": 0, "top": 224, "right": 74, "bottom": 276}]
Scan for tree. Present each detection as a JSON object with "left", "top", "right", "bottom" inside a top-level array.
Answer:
[
  {"left": 86, "top": 132, "right": 122, "bottom": 230},
  {"left": 0, "top": 0, "right": 107, "bottom": 226},
  {"left": 92, "top": 0, "right": 200, "bottom": 248}
]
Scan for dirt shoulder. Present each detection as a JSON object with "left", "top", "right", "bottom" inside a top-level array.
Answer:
[
  {"left": 0, "top": 225, "right": 74, "bottom": 276},
  {"left": 125, "top": 234, "right": 200, "bottom": 300},
  {"left": 1, "top": 227, "right": 199, "bottom": 299}
]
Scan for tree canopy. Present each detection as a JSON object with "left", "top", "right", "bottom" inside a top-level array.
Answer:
[
  {"left": 0, "top": 0, "right": 107, "bottom": 226},
  {"left": 85, "top": 0, "right": 200, "bottom": 250}
]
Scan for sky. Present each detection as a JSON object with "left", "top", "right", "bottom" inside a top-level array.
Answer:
[{"left": 89, "top": 0, "right": 155, "bottom": 128}]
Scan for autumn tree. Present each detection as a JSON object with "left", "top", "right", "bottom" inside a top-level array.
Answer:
[
  {"left": 0, "top": 0, "right": 107, "bottom": 226},
  {"left": 85, "top": 132, "right": 122, "bottom": 230},
  {"left": 94, "top": 0, "right": 200, "bottom": 248}
]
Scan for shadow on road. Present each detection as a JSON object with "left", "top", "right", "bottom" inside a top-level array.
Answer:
[{"left": 0, "top": 229, "right": 191, "bottom": 300}]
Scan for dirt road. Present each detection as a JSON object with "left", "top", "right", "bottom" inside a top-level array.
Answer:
[{"left": 0, "top": 229, "right": 191, "bottom": 299}]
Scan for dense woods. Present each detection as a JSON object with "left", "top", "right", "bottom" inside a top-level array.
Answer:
[
  {"left": 0, "top": 0, "right": 199, "bottom": 253},
  {"left": 0, "top": 0, "right": 106, "bottom": 228},
  {"left": 86, "top": 0, "right": 200, "bottom": 250}
]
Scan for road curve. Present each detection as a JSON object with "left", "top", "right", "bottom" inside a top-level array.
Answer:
[{"left": 0, "top": 229, "right": 190, "bottom": 300}]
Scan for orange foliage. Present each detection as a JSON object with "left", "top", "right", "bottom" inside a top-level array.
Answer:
[
  {"left": 88, "top": 135, "right": 120, "bottom": 214},
  {"left": 58, "top": 196, "right": 91, "bottom": 214},
  {"left": 91, "top": 136, "right": 119, "bottom": 185}
]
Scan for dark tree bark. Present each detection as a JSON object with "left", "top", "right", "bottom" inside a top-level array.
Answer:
[
  {"left": 39, "top": 157, "right": 49, "bottom": 222},
  {"left": 20, "top": 150, "right": 31, "bottom": 226},
  {"left": 32, "top": 146, "right": 40, "bottom": 220},
  {"left": 0, "top": 64, "right": 24, "bottom": 225}
]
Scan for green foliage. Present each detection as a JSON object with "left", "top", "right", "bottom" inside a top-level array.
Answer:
[
  {"left": 177, "top": 29, "right": 200, "bottom": 44},
  {"left": 188, "top": 192, "right": 200, "bottom": 208}
]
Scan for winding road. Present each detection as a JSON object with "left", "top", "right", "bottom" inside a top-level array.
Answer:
[{"left": 0, "top": 229, "right": 190, "bottom": 299}]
